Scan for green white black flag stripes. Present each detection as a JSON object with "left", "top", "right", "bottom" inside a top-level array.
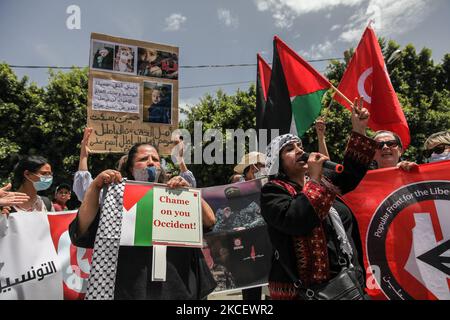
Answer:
[
  {"left": 263, "top": 36, "right": 331, "bottom": 138},
  {"left": 120, "top": 187, "right": 154, "bottom": 246}
]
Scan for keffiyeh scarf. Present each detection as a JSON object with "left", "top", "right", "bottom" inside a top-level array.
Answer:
[
  {"left": 265, "top": 134, "right": 302, "bottom": 176},
  {"left": 85, "top": 180, "right": 125, "bottom": 300}
]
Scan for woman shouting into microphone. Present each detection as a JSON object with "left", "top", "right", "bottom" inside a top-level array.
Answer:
[{"left": 260, "top": 100, "right": 377, "bottom": 300}]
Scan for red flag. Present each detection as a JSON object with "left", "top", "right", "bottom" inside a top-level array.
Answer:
[
  {"left": 256, "top": 54, "right": 271, "bottom": 130},
  {"left": 334, "top": 26, "right": 410, "bottom": 149},
  {"left": 342, "top": 161, "right": 450, "bottom": 300},
  {"left": 257, "top": 53, "right": 271, "bottom": 100}
]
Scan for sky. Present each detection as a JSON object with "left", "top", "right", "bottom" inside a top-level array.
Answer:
[{"left": 1, "top": 0, "right": 449, "bottom": 115}]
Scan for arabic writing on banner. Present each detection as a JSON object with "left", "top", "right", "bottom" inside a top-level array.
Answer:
[
  {"left": 343, "top": 160, "right": 450, "bottom": 300},
  {"left": 87, "top": 33, "right": 179, "bottom": 155},
  {"left": 201, "top": 178, "right": 272, "bottom": 294},
  {"left": 0, "top": 260, "right": 58, "bottom": 296},
  {"left": 92, "top": 78, "right": 139, "bottom": 113},
  {"left": 0, "top": 211, "right": 92, "bottom": 300},
  {"left": 0, "top": 213, "right": 63, "bottom": 300}
]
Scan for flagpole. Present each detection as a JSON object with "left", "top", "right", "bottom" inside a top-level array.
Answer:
[{"left": 329, "top": 83, "right": 354, "bottom": 107}]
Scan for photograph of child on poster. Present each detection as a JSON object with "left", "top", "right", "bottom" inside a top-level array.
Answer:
[
  {"left": 113, "top": 45, "right": 135, "bottom": 73},
  {"left": 143, "top": 81, "right": 172, "bottom": 124},
  {"left": 91, "top": 41, "right": 114, "bottom": 70}
]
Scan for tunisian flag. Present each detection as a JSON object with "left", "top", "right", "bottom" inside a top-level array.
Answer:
[
  {"left": 334, "top": 26, "right": 410, "bottom": 149},
  {"left": 343, "top": 161, "right": 450, "bottom": 300}
]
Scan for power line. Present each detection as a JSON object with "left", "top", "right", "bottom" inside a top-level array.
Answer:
[
  {"left": 7, "top": 62, "right": 331, "bottom": 89},
  {"left": 8, "top": 57, "right": 344, "bottom": 71},
  {"left": 180, "top": 80, "right": 253, "bottom": 89},
  {"left": 179, "top": 69, "right": 328, "bottom": 89}
]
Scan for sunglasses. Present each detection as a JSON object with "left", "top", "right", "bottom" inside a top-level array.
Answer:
[
  {"left": 423, "top": 144, "right": 449, "bottom": 158},
  {"left": 376, "top": 140, "right": 399, "bottom": 150}
]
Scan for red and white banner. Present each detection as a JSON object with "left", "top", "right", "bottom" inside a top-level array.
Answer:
[
  {"left": 0, "top": 213, "right": 63, "bottom": 300},
  {"left": 47, "top": 211, "right": 92, "bottom": 300},
  {"left": 0, "top": 211, "right": 92, "bottom": 300},
  {"left": 343, "top": 160, "right": 450, "bottom": 300}
]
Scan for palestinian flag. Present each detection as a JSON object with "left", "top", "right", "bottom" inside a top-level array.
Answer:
[
  {"left": 256, "top": 54, "right": 271, "bottom": 130},
  {"left": 264, "top": 36, "right": 331, "bottom": 137},
  {"left": 120, "top": 182, "right": 154, "bottom": 246}
]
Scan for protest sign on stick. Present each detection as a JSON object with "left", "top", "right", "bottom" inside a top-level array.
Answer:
[
  {"left": 120, "top": 181, "right": 203, "bottom": 248},
  {"left": 87, "top": 33, "right": 179, "bottom": 155}
]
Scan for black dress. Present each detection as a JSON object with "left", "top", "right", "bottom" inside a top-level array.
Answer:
[
  {"left": 69, "top": 212, "right": 216, "bottom": 300},
  {"left": 260, "top": 132, "right": 377, "bottom": 299}
]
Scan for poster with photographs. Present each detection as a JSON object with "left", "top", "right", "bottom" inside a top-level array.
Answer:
[
  {"left": 87, "top": 33, "right": 178, "bottom": 155},
  {"left": 201, "top": 178, "right": 271, "bottom": 294}
]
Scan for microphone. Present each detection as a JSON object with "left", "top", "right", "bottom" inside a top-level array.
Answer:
[{"left": 300, "top": 152, "right": 344, "bottom": 174}]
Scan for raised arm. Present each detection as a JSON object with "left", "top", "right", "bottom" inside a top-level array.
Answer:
[
  {"left": 315, "top": 117, "right": 329, "bottom": 158},
  {"left": 328, "top": 98, "right": 377, "bottom": 194},
  {"left": 73, "top": 127, "right": 94, "bottom": 201},
  {"left": 78, "top": 127, "right": 92, "bottom": 172}
]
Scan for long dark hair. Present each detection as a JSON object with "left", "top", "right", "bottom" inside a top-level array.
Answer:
[
  {"left": 13, "top": 156, "right": 49, "bottom": 189},
  {"left": 123, "top": 143, "right": 167, "bottom": 183}
]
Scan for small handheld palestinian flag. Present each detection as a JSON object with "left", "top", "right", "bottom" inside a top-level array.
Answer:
[
  {"left": 264, "top": 36, "right": 331, "bottom": 138},
  {"left": 120, "top": 182, "right": 155, "bottom": 246}
]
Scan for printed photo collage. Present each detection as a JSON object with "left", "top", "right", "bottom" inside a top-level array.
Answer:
[{"left": 90, "top": 36, "right": 178, "bottom": 125}]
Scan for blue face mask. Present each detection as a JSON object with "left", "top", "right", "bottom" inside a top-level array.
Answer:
[
  {"left": 133, "top": 166, "right": 160, "bottom": 182},
  {"left": 31, "top": 175, "right": 53, "bottom": 191}
]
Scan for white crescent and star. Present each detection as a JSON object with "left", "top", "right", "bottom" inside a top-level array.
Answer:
[{"left": 357, "top": 67, "right": 373, "bottom": 104}]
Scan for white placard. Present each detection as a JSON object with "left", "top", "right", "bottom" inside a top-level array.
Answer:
[
  {"left": 151, "top": 186, "right": 203, "bottom": 247},
  {"left": 92, "top": 78, "right": 139, "bottom": 113}
]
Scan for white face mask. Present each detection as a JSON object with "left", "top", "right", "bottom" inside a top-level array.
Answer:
[
  {"left": 430, "top": 151, "right": 450, "bottom": 163},
  {"left": 253, "top": 165, "right": 268, "bottom": 179},
  {"left": 132, "top": 166, "right": 161, "bottom": 182}
]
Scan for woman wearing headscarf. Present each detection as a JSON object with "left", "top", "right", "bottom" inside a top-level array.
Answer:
[{"left": 260, "top": 104, "right": 377, "bottom": 300}]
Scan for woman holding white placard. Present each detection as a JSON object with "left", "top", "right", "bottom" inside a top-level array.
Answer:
[{"left": 69, "top": 142, "right": 216, "bottom": 299}]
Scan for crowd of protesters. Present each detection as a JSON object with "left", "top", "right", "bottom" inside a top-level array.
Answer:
[{"left": 0, "top": 103, "right": 448, "bottom": 300}]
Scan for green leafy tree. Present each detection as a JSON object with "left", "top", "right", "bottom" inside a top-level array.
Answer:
[
  {"left": 0, "top": 37, "right": 448, "bottom": 190},
  {"left": 181, "top": 87, "right": 256, "bottom": 187},
  {"left": 0, "top": 64, "right": 119, "bottom": 204}
]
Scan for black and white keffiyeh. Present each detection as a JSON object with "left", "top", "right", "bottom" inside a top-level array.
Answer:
[
  {"left": 85, "top": 180, "right": 125, "bottom": 300},
  {"left": 329, "top": 207, "right": 354, "bottom": 264},
  {"left": 265, "top": 134, "right": 302, "bottom": 176}
]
